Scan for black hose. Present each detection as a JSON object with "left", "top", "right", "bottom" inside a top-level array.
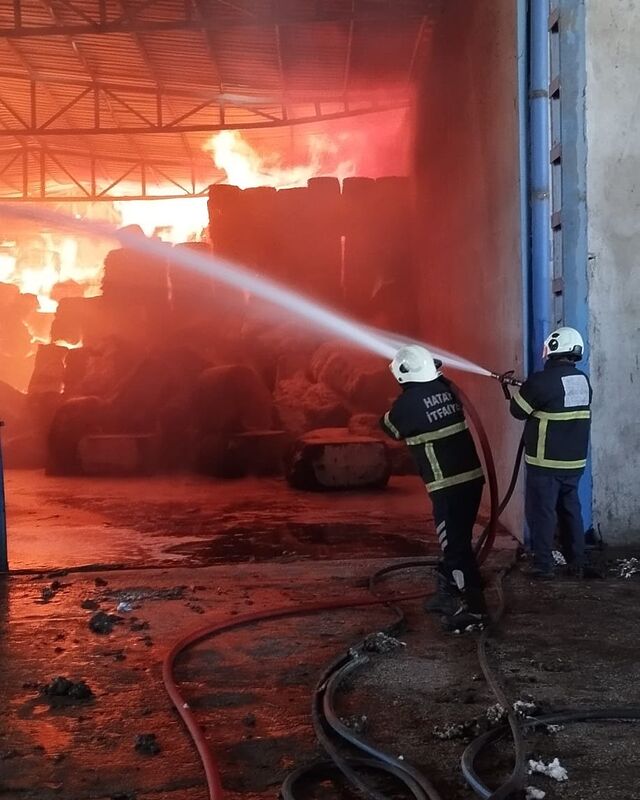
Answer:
[
  {"left": 323, "top": 657, "right": 441, "bottom": 800},
  {"left": 472, "top": 567, "right": 527, "bottom": 800},
  {"left": 462, "top": 708, "right": 640, "bottom": 799},
  {"left": 282, "top": 397, "right": 526, "bottom": 799}
]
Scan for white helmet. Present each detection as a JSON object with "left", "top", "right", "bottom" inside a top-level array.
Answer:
[
  {"left": 390, "top": 344, "right": 440, "bottom": 384},
  {"left": 543, "top": 326, "right": 584, "bottom": 360}
]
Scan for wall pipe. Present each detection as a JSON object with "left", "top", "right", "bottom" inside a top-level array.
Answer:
[
  {"left": 517, "top": 0, "right": 531, "bottom": 376},
  {"left": 529, "top": 0, "right": 553, "bottom": 372}
]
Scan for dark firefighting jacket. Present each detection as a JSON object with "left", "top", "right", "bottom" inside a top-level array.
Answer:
[
  {"left": 380, "top": 378, "right": 484, "bottom": 493},
  {"left": 510, "top": 358, "right": 592, "bottom": 473}
]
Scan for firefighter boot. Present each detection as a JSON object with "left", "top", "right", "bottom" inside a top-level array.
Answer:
[
  {"left": 424, "top": 570, "right": 458, "bottom": 616},
  {"left": 441, "top": 589, "right": 489, "bottom": 633}
]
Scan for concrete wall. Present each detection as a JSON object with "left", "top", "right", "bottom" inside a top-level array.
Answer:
[
  {"left": 585, "top": 3, "right": 640, "bottom": 542},
  {"left": 414, "top": 0, "right": 525, "bottom": 534}
]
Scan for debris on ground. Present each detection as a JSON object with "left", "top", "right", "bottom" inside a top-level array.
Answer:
[
  {"left": 525, "top": 787, "right": 546, "bottom": 799},
  {"left": 129, "top": 619, "right": 149, "bottom": 632},
  {"left": 431, "top": 719, "right": 479, "bottom": 741},
  {"left": 341, "top": 715, "right": 368, "bottom": 734},
  {"left": 486, "top": 703, "right": 507, "bottom": 726},
  {"left": 108, "top": 586, "right": 187, "bottom": 604},
  {"left": 40, "top": 677, "right": 93, "bottom": 702},
  {"left": 89, "top": 612, "right": 123, "bottom": 634},
  {"left": 134, "top": 734, "right": 161, "bottom": 756},
  {"left": 616, "top": 557, "right": 640, "bottom": 579},
  {"left": 514, "top": 699, "right": 539, "bottom": 717},
  {"left": 95, "top": 577, "right": 108, "bottom": 587},
  {"left": 39, "top": 581, "right": 62, "bottom": 604},
  {"left": 528, "top": 757, "right": 569, "bottom": 782},
  {"left": 361, "top": 632, "right": 406, "bottom": 653},
  {"left": 116, "top": 601, "right": 135, "bottom": 613},
  {"left": 552, "top": 551, "right": 567, "bottom": 566},
  {"left": 540, "top": 723, "right": 564, "bottom": 735},
  {"left": 81, "top": 599, "right": 100, "bottom": 611}
]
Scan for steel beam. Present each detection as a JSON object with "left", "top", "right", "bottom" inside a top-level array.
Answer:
[
  {"left": 0, "top": 96, "right": 409, "bottom": 137},
  {"left": 0, "top": 146, "right": 214, "bottom": 201},
  {"left": 1, "top": 1, "right": 432, "bottom": 39}
]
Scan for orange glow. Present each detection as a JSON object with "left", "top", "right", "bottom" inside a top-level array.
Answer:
[
  {"left": 115, "top": 197, "right": 209, "bottom": 243},
  {"left": 0, "top": 232, "right": 103, "bottom": 316},
  {"left": 204, "top": 130, "right": 356, "bottom": 189},
  {"left": 53, "top": 339, "right": 84, "bottom": 350}
]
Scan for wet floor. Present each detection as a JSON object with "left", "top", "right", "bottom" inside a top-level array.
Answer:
[
  {"left": 0, "top": 469, "right": 519, "bottom": 800},
  {"left": 4, "top": 470, "right": 443, "bottom": 572}
]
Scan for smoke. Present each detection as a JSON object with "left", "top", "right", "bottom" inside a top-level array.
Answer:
[
  {"left": 0, "top": 202, "right": 491, "bottom": 377},
  {"left": 204, "top": 107, "right": 412, "bottom": 189}
]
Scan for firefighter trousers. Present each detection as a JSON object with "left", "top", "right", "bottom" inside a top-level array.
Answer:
[
  {"left": 525, "top": 468, "right": 585, "bottom": 572},
  {"left": 430, "top": 479, "right": 484, "bottom": 594}
]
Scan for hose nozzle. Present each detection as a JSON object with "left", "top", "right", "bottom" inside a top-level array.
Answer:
[
  {"left": 490, "top": 370, "right": 524, "bottom": 400},
  {"left": 490, "top": 370, "right": 523, "bottom": 388}
]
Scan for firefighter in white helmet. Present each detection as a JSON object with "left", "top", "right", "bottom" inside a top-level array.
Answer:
[
  {"left": 509, "top": 327, "right": 592, "bottom": 579},
  {"left": 381, "top": 344, "right": 488, "bottom": 631}
]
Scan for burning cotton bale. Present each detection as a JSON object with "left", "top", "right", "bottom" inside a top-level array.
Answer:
[
  {"left": 99, "top": 241, "right": 171, "bottom": 344},
  {"left": 28, "top": 344, "right": 67, "bottom": 395},
  {"left": 301, "top": 382, "right": 349, "bottom": 429},
  {"left": 0, "top": 383, "right": 48, "bottom": 469},
  {"left": 68, "top": 336, "right": 138, "bottom": 398},
  {"left": 157, "top": 399, "right": 197, "bottom": 471},
  {"left": 50, "top": 296, "right": 87, "bottom": 346},
  {"left": 306, "top": 177, "right": 343, "bottom": 306},
  {"left": 239, "top": 320, "right": 319, "bottom": 392},
  {"left": 274, "top": 371, "right": 349, "bottom": 437},
  {"left": 193, "top": 364, "right": 273, "bottom": 435},
  {"left": 273, "top": 371, "right": 310, "bottom": 436},
  {"left": 108, "top": 350, "right": 195, "bottom": 434},
  {"left": 286, "top": 428, "right": 391, "bottom": 491},
  {"left": 47, "top": 395, "right": 109, "bottom": 475},
  {"left": 342, "top": 177, "right": 379, "bottom": 316},
  {"left": 0, "top": 380, "right": 26, "bottom": 430},
  {"left": 208, "top": 183, "right": 250, "bottom": 313},
  {"left": 169, "top": 242, "right": 217, "bottom": 325},
  {"left": 311, "top": 342, "right": 395, "bottom": 414},
  {"left": 78, "top": 434, "right": 158, "bottom": 476}
]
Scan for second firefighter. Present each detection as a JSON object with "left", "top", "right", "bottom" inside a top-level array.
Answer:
[{"left": 381, "top": 344, "right": 487, "bottom": 631}]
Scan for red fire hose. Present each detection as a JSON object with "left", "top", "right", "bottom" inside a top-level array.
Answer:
[
  {"left": 162, "top": 384, "right": 508, "bottom": 800},
  {"left": 162, "top": 589, "right": 437, "bottom": 800}
]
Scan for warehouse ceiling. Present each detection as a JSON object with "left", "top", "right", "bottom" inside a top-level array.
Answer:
[{"left": 0, "top": 0, "right": 433, "bottom": 200}]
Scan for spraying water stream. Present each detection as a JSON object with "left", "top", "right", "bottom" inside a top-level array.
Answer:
[{"left": 0, "top": 203, "right": 491, "bottom": 378}]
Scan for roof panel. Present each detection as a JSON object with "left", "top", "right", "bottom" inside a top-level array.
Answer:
[
  {"left": 0, "top": 2, "right": 423, "bottom": 198},
  {"left": 279, "top": 22, "right": 349, "bottom": 93},
  {"left": 210, "top": 25, "right": 281, "bottom": 93},
  {"left": 140, "top": 30, "right": 220, "bottom": 90}
]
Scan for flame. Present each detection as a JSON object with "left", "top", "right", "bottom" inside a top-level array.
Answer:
[
  {"left": 204, "top": 130, "right": 355, "bottom": 189},
  {"left": 0, "top": 232, "right": 103, "bottom": 316},
  {"left": 0, "top": 197, "right": 209, "bottom": 326},
  {"left": 53, "top": 338, "right": 84, "bottom": 350},
  {"left": 115, "top": 197, "right": 209, "bottom": 243}
]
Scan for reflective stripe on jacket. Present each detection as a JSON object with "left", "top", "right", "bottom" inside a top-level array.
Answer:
[
  {"left": 380, "top": 378, "right": 484, "bottom": 493},
  {"left": 510, "top": 359, "right": 592, "bottom": 472}
]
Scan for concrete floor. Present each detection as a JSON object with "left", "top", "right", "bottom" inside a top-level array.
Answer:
[
  {"left": 5, "top": 471, "right": 446, "bottom": 572},
  {"left": 6, "top": 470, "right": 637, "bottom": 800}
]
